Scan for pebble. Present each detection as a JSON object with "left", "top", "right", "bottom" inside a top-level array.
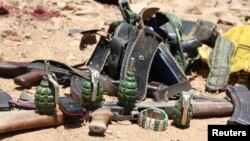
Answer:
[
  {"left": 15, "top": 42, "right": 23, "bottom": 46},
  {"left": 10, "top": 36, "right": 22, "bottom": 42},
  {"left": 226, "top": 0, "right": 232, "bottom": 4},
  {"left": 1, "top": 30, "right": 17, "bottom": 38},
  {"left": 24, "top": 33, "right": 32, "bottom": 39},
  {"left": 26, "top": 40, "right": 34, "bottom": 45},
  {"left": 42, "top": 35, "right": 49, "bottom": 39},
  {"left": 66, "top": 53, "right": 77, "bottom": 60},
  {"left": 106, "top": 129, "right": 113, "bottom": 134},
  {"left": 21, "top": 52, "right": 27, "bottom": 58},
  {"left": 56, "top": 1, "right": 67, "bottom": 9}
]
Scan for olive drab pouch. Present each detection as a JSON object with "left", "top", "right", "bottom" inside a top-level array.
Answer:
[{"left": 205, "top": 36, "right": 234, "bottom": 92}]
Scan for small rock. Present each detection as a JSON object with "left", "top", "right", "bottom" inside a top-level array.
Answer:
[
  {"left": 10, "top": 35, "right": 22, "bottom": 42},
  {"left": 21, "top": 52, "right": 27, "bottom": 58},
  {"left": 24, "top": 33, "right": 32, "bottom": 39},
  {"left": 116, "top": 131, "right": 121, "bottom": 138},
  {"left": 226, "top": 0, "right": 232, "bottom": 4},
  {"left": 0, "top": 2, "right": 9, "bottom": 15},
  {"left": 15, "top": 42, "right": 23, "bottom": 46},
  {"left": 57, "top": 1, "right": 67, "bottom": 9},
  {"left": 74, "top": 10, "right": 86, "bottom": 16},
  {"left": 61, "top": 4, "right": 75, "bottom": 11},
  {"left": 106, "top": 129, "right": 113, "bottom": 134},
  {"left": 26, "top": 40, "right": 33, "bottom": 45},
  {"left": 11, "top": 26, "right": 19, "bottom": 30},
  {"left": 42, "top": 35, "right": 49, "bottom": 39},
  {"left": 1, "top": 30, "right": 17, "bottom": 38},
  {"left": 74, "top": 10, "right": 99, "bottom": 16},
  {"left": 66, "top": 53, "right": 77, "bottom": 60}
]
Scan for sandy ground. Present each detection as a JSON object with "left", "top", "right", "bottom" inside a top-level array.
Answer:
[{"left": 0, "top": 0, "right": 249, "bottom": 141}]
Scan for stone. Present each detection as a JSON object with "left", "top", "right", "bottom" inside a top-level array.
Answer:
[
  {"left": 24, "top": 33, "right": 32, "bottom": 39},
  {"left": 226, "top": 0, "right": 232, "bottom": 4},
  {"left": 10, "top": 35, "right": 22, "bottom": 42},
  {"left": 56, "top": 1, "right": 67, "bottom": 9},
  {"left": 15, "top": 42, "right": 23, "bottom": 46},
  {"left": 1, "top": 30, "right": 17, "bottom": 38},
  {"left": 42, "top": 35, "right": 49, "bottom": 39},
  {"left": 66, "top": 53, "right": 77, "bottom": 61},
  {"left": 26, "top": 40, "right": 34, "bottom": 45}
]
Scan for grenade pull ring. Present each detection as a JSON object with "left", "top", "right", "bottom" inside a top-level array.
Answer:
[
  {"left": 44, "top": 60, "right": 59, "bottom": 104},
  {"left": 127, "top": 57, "right": 135, "bottom": 76},
  {"left": 44, "top": 60, "right": 49, "bottom": 78},
  {"left": 181, "top": 92, "right": 192, "bottom": 126},
  {"left": 90, "top": 69, "right": 100, "bottom": 102}
]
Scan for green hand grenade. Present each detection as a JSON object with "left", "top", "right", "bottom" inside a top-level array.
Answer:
[
  {"left": 81, "top": 70, "right": 103, "bottom": 110},
  {"left": 35, "top": 61, "right": 59, "bottom": 115},
  {"left": 173, "top": 91, "right": 192, "bottom": 128},
  {"left": 118, "top": 58, "right": 138, "bottom": 112}
]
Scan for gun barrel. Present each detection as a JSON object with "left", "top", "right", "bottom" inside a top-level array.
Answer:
[{"left": 0, "top": 62, "right": 28, "bottom": 77}]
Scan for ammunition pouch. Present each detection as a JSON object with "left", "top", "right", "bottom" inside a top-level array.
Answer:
[{"left": 205, "top": 36, "right": 234, "bottom": 92}]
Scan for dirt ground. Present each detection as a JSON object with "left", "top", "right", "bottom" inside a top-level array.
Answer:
[{"left": 0, "top": 0, "right": 249, "bottom": 141}]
